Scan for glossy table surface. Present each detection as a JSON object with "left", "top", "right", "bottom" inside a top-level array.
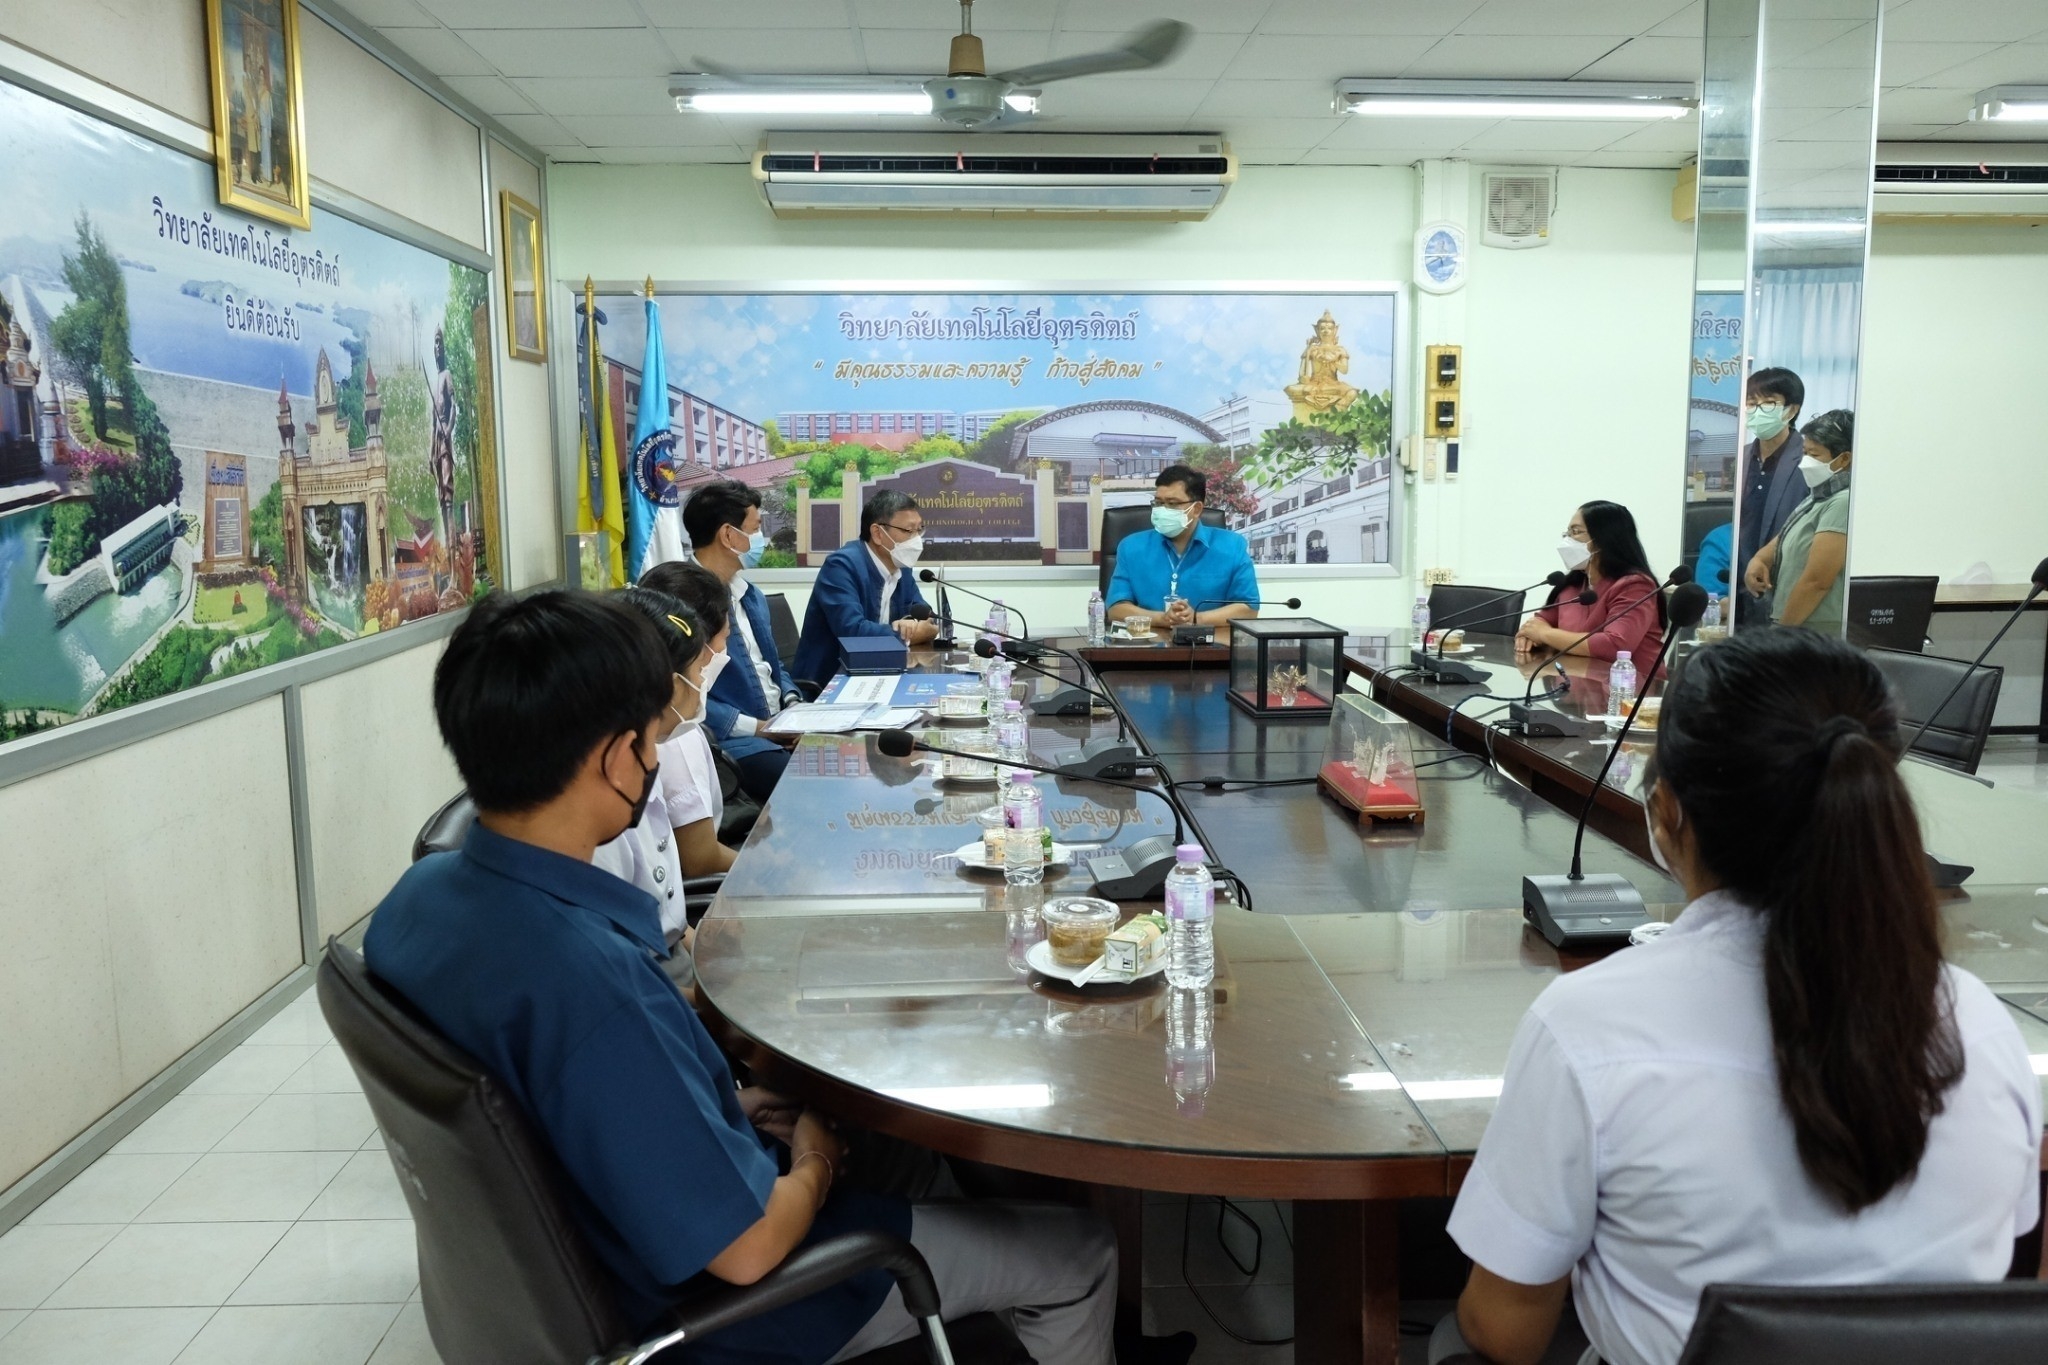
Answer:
[{"left": 694, "top": 640, "right": 2048, "bottom": 1196}]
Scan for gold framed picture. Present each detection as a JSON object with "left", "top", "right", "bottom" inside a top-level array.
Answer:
[
  {"left": 500, "top": 191, "right": 547, "bottom": 363},
  {"left": 204, "top": 0, "right": 312, "bottom": 230}
]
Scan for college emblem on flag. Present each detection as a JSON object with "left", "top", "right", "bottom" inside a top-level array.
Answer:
[{"left": 632, "top": 427, "right": 681, "bottom": 507}]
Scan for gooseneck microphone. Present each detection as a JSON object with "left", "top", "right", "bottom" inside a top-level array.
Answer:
[
  {"left": 1167, "top": 595, "right": 1301, "bottom": 643},
  {"left": 1521, "top": 582, "right": 1710, "bottom": 949},
  {"left": 1902, "top": 555, "right": 2048, "bottom": 888},
  {"left": 918, "top": 569, "right": 1038, "bottom": 655},
  {"left": 1409, "top": 573, "right": 1576, "bottom": 685},
  {"left": 973, "top": 638, "right": 1129, "bottom": 740},
  {"left": 874, "top": 728, "right": 1194, "bottom": 898},
  {"left": 1432, "top": 573, "right": 1568, "bottom": 658}
]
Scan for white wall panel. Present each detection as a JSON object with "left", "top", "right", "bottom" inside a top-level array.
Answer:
[
  {"left": 300, "top": 639, "right": 458, "bottom": 941},
  {"left": 0, "top": 699, "right": 300, "bottom": 1190},
  {"left": 488, "top": 136, "right": 562, "bottom": 588},
  {"left": 0, "top": 0, "right": 210, "bottom": 125}
]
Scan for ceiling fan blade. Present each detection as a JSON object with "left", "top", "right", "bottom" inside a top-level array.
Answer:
[{"left": 992, "top": 20, "right": 1190, "bottom": 87}]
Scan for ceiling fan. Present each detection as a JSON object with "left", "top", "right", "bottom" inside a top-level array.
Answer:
[{"left": 681, "top": 0, "right": 1191, "bottom": 129}]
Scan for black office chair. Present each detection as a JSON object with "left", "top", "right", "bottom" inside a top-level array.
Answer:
[
  {"left": 316, "top": 943, "right": 1025, "bottom": 1365},
  {"left": 1099, "top": 504, "right": 1228, "bottom": 595},
  {"left": 1427, "top": 584, "right": 1527, "bottom": 639},
  {"left": 413, "top": 792, "right": 726, "bottom": 923},
  {"left": 1846, "top": 576, "right": 1939, "bottom": 653},
  {"left": 1868, "top": 648, "right": 2004, "bottom": 775},
  {"left": 1681, "top": 499, "right": 1732, "bottom": 578},
  {"left": 1673, "top": 1281, "right": 2048, "bottom": 1364},
  {"left": 763, "top": 592, "right": 822, "bottom": 700},
  {"left": 713, "top": 748, "right": 761, "bottom": 848}
]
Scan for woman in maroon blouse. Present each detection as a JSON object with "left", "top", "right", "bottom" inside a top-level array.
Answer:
[{"left": 1516, "top": 500, "right": 1666, "bottom": 663}]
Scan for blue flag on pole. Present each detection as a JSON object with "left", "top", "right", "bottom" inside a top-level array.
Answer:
[{"left": 626, "top": 295, "right": 684, "bottom": 577}]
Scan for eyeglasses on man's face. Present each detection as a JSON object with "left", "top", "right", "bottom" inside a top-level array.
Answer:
[{"left": 882, "top": 520, "right": 923, "bottom": 538}]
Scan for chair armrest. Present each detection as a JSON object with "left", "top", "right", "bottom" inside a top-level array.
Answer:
[
  {"left": 590, "top": 1231, "right": 941, "bottom": 1365},
  {"left": 796, "top": 680, "right": 823, "bottom": 701},
  {"left": 680, "top": 874, "right": 725, "bottom": 899}
]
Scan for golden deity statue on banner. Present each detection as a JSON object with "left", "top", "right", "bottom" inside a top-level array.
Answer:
[{"left": 1285, "top": 310, "right": 1358, "bottom": 420}]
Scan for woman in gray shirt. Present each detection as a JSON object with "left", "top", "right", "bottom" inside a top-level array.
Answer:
[{"left": 1744, "top": 408, "right": 1854, "bottom": 632}]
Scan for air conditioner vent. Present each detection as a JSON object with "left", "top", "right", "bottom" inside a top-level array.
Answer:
[
  {"left": 1876, "top": 162, "right": 2048, "bottom": 186},
  {"left": 758, "top": 152, "right": 1233, "bottom": 177}
]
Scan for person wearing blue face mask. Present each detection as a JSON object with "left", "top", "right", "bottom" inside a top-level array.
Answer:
[
  {"left": 681, "top": 479, "right": 803, "bottom": 802},
  {"left": 1105, "top": 464, "right": 1260, "bottom": 633},
  {"left": 1733, "top": 367, "right": 1810, "bottom": 627}
]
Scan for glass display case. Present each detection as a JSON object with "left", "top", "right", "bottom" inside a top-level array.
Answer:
[
  {"left": 1316, "top": 693, "right": 1424, "bottom": 823},
  {"left": 1227, "top": 617, "right": 1345, "bottom": 719}
]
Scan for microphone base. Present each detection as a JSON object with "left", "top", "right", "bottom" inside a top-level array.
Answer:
[
  {"left": 1926, "top": 849, "right": 1974, "bottom": 889},
  {"left": 1087, "top": 834, "right": 1180, "bottom": 900},
  {"left": 1507, "top": 701, "right": 1607, "bottom": 739},
  {"left": 1057, "top": 736, "right": 1148, "bottom": 781},
  {"left": 1170, "top": 625, "right": 1216, "bottom": 645},
  {"left": 1027, "top": 684, "right": 1097, "bottom": 718},
  {"left": 1002, "top": 638, "right": 1051, "bottom": 660},
  {"left": 1522, "top": 873, "right": 1650, "bottom": 950},
  {"left": 1409, "top": 646, "right": 1489, "bottom": 686}
]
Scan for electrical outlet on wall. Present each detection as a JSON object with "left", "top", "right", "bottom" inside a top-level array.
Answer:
[{"left": 1422, "top": 567, "right": 1455, "bottom": 587}]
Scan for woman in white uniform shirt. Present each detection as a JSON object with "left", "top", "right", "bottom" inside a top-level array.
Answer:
[
  {"left": 640, "top": 560, "right": 741, "bottom": 878},
  {"left": 1438, "top": 629, "right": 2040, "bottom": 1365}
]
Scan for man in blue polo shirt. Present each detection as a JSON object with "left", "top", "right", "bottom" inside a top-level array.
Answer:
[
  {"left": 365, "top": 590, "right": 1115, "bottom": 1365},
  {"left": 1106, "top": 464, "right": 1260, "bottom": 632}
]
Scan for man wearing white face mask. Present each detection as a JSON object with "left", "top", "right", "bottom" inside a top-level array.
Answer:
[
  {"left": 1746, "top": 408, "right": 1854, "bottom": 633},
  {"left": 1733, "top": 367, "right": 1810, "bottom": 627},
  {"left": 791, "top": 490, "right": 937, "bottom": 688},
  {"left": 1106, "top": 464, "right": 1260, "bottom": 633},
  {"left": 683, "top": 480, "right": 805, "bottom": 802}
]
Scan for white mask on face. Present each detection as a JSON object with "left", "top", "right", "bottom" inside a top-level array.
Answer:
[
  {"left": 695, "top": 648, "right": 730, "bottom": 699},
  {"left": 891, "top": 533, "right": 925, "bottom": 569},
  {"left": 1644, "top": 795, "right": 1680, "bottom": 877},
  {"left": 1557, "top": 537, "right": 1593, "bottom": 572},
  {"left": 1798, "top": 454, "right": 1837, "bottom": 489}
]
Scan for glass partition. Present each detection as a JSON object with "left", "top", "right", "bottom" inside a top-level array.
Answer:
[{"left": 1689, "top": 0, "right": 1881, "bottom": 638}]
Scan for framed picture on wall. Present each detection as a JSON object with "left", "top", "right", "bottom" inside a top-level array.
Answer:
[
  {"left": 203, "top": 0, "right": 312, "bottom": 230},
  {"left": 500, "top": 191, "right": 547, "bottom": 362}
]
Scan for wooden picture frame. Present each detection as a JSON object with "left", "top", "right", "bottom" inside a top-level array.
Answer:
[
  {"left": 204, "top": 0, "right": 313, "bottom": 230},
  {"left": 500, "top": 191, "right": 547, "bottom": 362}
]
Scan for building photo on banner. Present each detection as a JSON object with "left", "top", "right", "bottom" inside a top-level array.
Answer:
[
  {"left": 0, "top": 76, "right": 501, "bottom": 748},
  {"left": 572, "top": 286, "right": 1399, "bottom": 582}
]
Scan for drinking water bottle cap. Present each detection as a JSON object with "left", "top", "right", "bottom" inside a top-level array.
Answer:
[
  {"left": 1003, "top": 699, "right": 1022, "bottom": 712},
  {"left": 1616, "top": 650, "right": 1632, "bottom": 663},
  {"left": 1011, "top": 770, "right": 1035, "bottom": 786},
  {"left": 1175, "top": 843, "right": 1205, "bottom": 864}
]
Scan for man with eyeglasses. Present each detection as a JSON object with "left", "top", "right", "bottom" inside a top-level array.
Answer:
[
  {"left": 1106, "top": 463, "right": 1260, "bottom": 633},
  {"left": 792, "top": 489, "right": 937, "bottom": 687},
  {"left": 1734, "top": 367, "right": 1810, "bottom": 626}
]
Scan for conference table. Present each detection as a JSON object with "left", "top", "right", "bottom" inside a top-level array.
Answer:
[{"left": 693, "top": 624, "right": 2048, "bottom": 1364}]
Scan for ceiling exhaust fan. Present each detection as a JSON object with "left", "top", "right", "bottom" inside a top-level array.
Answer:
[{"left": 675, "top": 0, "right": 1191, "bottom": 129}]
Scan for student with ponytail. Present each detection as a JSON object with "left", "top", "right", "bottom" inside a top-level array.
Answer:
[{"left": 1435, "top": 629, "right": 2040, "bottom": 1365}]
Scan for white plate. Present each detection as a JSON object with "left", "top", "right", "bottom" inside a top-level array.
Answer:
[
  {"left": 949, "top": 840, "right": 1077, "bottom": 870},
  {"left": 1025, "top": 937, "right": 1167, "bottom": 986}
]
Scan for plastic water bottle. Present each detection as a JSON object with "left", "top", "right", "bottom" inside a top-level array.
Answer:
[
  {"left": 991, "top": 598, "right": 1012, "bottom": 639},
  {"left": 1699, "top": 595, "right": 1720, "bottom": 630},
  {"left": 979, "top": 604, "right": 1003, "bottom": 664},
  {"left": 994, "top": 699, "right": 1028, "bottom": 795},
  {"left": 1164, "top": 987, "right": 1215, "bottom": 1118},
  {"left": 1411, "top": 593, "right": 1431, "bottom": 642},
  {"left": 1087, "top": 588, "right": 1107, "bottom": 645},
  {"left": 1003, "top": 772, "right": 1046, "bottom": 886},
  {"left": 1608, "top": 650, "right": 1638, "bottom": 718},
  {"left": 985, "top": 656, "right": 1013, "bottom": 709},
  {"left": 1164, "top": 843, "right": 1215, "bottom": 988}
]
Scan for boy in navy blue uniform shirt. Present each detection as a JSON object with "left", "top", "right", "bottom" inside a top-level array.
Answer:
[{"left": 366, "top": 590, "right": 1115, "bottom": 1364}]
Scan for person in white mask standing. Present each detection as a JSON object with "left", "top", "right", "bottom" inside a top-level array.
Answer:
[
  {"left": 791, "top": 490, "right": 938, "bottom": 688},
  {"left": 1745, "top": 408, "right": 1854, "bottom": 633}
]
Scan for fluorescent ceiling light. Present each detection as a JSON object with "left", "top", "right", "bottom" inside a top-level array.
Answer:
[
  {"left": 881, "top": 1083, "right": 1053, "bottom": 1110},
  {"left": 679, "top": 90, "right": 933, "bottom": 116},
  {"left": 1972, "top": 86, "right": 2048, "bottom": 122},
  {"left": 1338, "top": 79, "right": 1695, "bottom": 120}
]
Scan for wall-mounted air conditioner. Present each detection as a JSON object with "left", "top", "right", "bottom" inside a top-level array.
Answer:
[
  {"left": 1875, "top": 143, "right": 2048, "bottom": 217},
  {"left": 751, "top": 133, "right": 1238, "bottom": 219}
]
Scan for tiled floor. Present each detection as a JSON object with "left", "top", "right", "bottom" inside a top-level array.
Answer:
[
  {"left": 0, "top": 985, "right": 1465, "bottom": 1365},
  {"left": 0, "top": 988, "right": 431, "bottom": 1365}
]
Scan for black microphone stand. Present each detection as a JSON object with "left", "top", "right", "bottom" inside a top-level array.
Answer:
[
  {"left": 917, "top": 569, "right": 1038, "bottom": 655},
  {"left": 1521, "top": 584, "right": 1709, "bottom": 949},
  {"left": 876, "top": 730, "right": 1198, "bottom": 899}
]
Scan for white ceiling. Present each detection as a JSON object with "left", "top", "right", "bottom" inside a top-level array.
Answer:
[{"left": 334, "top": 0, "right": 2048, "bottom": 167}]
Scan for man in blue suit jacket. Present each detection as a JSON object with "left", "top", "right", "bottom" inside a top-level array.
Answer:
[
  {"left": 678, "top": 481, "right": 802, "bottom": 801},
  {"left": 792, "top": 491, "right": 937, "bottom": 688}
]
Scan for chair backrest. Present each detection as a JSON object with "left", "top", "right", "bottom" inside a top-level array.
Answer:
[
  {"left": 1682, "top": 500, "right": 1733, "bottom": 585},
  {"left": 1676, "top": 1281, "right": 2048, "bottom": 1365},
  {"left": 1099, "top": 504, "right": 1228, "bottom": 595},
  {"left": 1427, "top": 584, "right": 1527, "bottom": 639},
  {"left": 317, "top": 943, "right": 633, "bottom": 1365},
  {"left": 1846, "top": 576, "right": 1939, "bottom": 652},
  {"left": 413, "top": 792, "right": 475, "bottom": 862},
  {"left": 764, "top": 591, "right": 800, "bottom": 662},
  {"left": 1868, "top": 646, "right": 2003, "bottom": 775}
]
